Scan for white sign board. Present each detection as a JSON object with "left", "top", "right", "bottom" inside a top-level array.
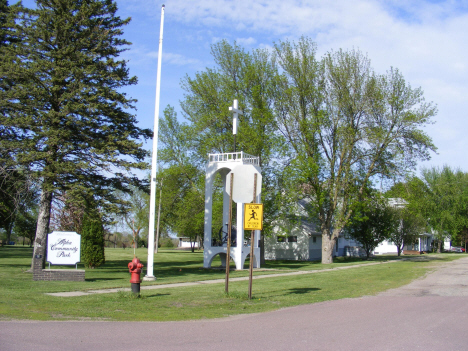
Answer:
[
  {"left": 47, "top": 231, "right": 81, "bottom": 265},
  {"left": 225, "top": 164, "right": 262, "bottom": 203}
]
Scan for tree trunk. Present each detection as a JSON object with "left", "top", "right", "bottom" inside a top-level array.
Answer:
[
  {"left": 260, "top": 235, "right": 265, "bottom": 265},
  {"left": 6, "top": 220, "right": 13, "bottom": 244},
  {"left": 154, "top": 229, "right": 160, "bottom": 254},
  {"left": 197, "top": 235, "right": 202, "bottom": 251},
  {"left": 437, "top": 240, "right": 442, "bottom": 253},
  {"left": 190, "top": 237, "right": 195, "bottom": 253},
  {"left": 30, "top": 188, "right": 53, "bottom": 271},
  {"left": 321, "top": 232, "right": 335, "bottom": 264}
]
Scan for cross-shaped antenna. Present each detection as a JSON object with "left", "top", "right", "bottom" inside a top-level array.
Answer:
[{"left": 229, "top": 99, "right": 243, "bottom": 152}]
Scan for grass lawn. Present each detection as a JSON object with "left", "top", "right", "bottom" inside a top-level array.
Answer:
[{"left": 0, "top": 245, "right": 462, "bottom": 321}]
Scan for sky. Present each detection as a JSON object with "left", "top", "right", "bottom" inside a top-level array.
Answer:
[{"left": 21, "top": 0, "right": 468, "bottom": 174}]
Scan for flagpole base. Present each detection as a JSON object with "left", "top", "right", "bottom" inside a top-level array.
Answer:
[{"left": 143, "top": 275, "right": 156, "bottom": 281}]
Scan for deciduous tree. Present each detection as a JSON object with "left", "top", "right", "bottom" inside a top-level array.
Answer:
[
  {"left": 418, "top": 166, "right": 468, "bottom": 252},
  {"left": 389, "top": 207, "right": 425, "bottom": 256},
  {"left": 346, "top": 192, "right": 395, "bottom": 259},
  {"left": 273, "top": 38, "right": 437, "bottom": 263}
]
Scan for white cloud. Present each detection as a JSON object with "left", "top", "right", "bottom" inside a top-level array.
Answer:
[
  {"left": 236, "top": 37, "right": 257, "bottom": 46},
  {"left": 122, "top": 45, "right": 202, "bottom": 67},
  {"left": 118, "top": 0, "right": 468, "bottom": 171},
  {"left": 147, "top": 52, "right": 202, "bottom": 66}
]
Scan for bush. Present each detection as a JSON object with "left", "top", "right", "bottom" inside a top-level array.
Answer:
[
  {"left": 159, "top": 237, "right": 175, "bottom": 248},
  {"left": 81, "top": 213, "right": 105, "bottom": 268}
]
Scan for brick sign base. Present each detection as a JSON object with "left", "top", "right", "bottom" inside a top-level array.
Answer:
[{"left": 32, "top": 246, "right": 85, "bottom": 282}]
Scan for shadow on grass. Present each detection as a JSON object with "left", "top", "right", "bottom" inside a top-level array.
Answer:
[
  {"left": 288, "top": 287, "right": 320, "bottom": 294},
  {"left": 143, "top": 293, "right": 171, "bottom": 299},
  {"left": 402, "top": 256, "right": 450, "bottom": 263},
  {"left": 265, "top": 287, "right": 321, "bottom": 298},
  {"left": 0, "top": 246, "right": 33, "bottom": 258}
]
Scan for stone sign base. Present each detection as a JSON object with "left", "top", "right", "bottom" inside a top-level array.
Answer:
[
  {"left": 33, "top": 269, "right": 85, "bottom": 281},
  {"left": 32, "top": 246, "right": 85, "bottom": 281}
]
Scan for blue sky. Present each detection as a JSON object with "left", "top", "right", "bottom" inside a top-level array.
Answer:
[{"left": 21, "top": 0, "right": 468, "bottom": 174}]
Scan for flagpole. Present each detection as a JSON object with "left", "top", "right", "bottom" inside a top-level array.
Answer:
[{"left": 144, "top": 4, "right": 165, "bottom": 281}]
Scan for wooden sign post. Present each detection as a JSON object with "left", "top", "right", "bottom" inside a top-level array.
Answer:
[{"left": 245, "top": 173, "right": 264, "bottom": 299}]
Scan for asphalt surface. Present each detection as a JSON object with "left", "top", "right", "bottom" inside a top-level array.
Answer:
[{"left": 2, "top": 256, "right": 468, "bottom": 351}]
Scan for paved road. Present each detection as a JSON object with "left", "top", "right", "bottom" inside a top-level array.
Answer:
[{"left": 2, "top": 257, "right": 468, "bottom": 351}]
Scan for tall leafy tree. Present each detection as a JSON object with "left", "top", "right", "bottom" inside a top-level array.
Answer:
[
  {"left": 346, "top": 192, "right": 395, "bottom": 259},
  {"left": 388, "top": 207, "right": 425, "bottom": 256},
  {"left": 385, "top": 179, "right": 430, "bottom": 255},
  {"left": 418, "top": 166, "right": 468, "bottom": 252},
  {"left": 157, "top": 106, "right": 208, "bottom": 251},
  {"left": 0, "top": 167, "right": 37, "bottom": 243},
  {"left": 14, "top": 199, "right": 39, "bottom": 246},
  {"left": 273, "top": 38, "right": 437, "bottom": 263},
  {"left": 115, "top": 185, "right": 149, "bottom": 248},
  {"left": 178, "top": 41, "right": 285, "bottom": 260},
  {"left": 0, "top": 0, "right": 151, "bottom": 268}
]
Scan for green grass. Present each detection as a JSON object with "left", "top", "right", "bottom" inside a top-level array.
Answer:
[{"left": 0, "top": 246, "right": 462, "bottom": 321}]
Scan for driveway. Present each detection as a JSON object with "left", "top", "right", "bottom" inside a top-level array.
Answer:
[{"left": 2, "top": 256, "right": 468, "bottom": 351}]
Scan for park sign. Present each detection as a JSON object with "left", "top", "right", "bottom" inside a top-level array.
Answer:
[
  {"left": 47, "top": 231, "right": 81, "bottom": 265},
  {"left": 244, "top": 203, "right": 264, "bottom": 230}
]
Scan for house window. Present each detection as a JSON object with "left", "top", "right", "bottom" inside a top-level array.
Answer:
[
  {"left": 277, "top": 235, "right": 297, "bottom": 243},
  {"left": 312, "top": 236, "right": 317, "bottom": 243},
  {"left": 277, "top": 235, "right": 286, "bottom": 243}
]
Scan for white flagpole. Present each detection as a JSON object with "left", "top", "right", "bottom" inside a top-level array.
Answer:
[{"left": 144, "top": 4, "right": 165, "bottom": 281}]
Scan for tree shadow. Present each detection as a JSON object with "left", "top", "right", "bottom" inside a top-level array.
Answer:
[
  {"left": 288, "top": 287, "right": 320, "bottom": 294},
  {"left": 266, "top": 286, "right": 321, "bottom": 298},
  {"left": 143, "top": 292, "right": 171, "bottom": 299},
  {"left": 0, "top": 246, "right": 33, "bottom": 258}
]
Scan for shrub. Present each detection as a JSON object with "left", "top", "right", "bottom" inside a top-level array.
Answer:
[
  {"left": 159, "top": 237, "right": 175, "bottom": 248},
  {"left": 81, "top": 213, "right": 105, "bottom": 268}
]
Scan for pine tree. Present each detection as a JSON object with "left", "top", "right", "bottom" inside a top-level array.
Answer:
[
  {"left": 81, "top": 211, "right": 105, "bottom": 269},
  {"left": 0, "top": 0, "right": 151, "bottom": 268}
]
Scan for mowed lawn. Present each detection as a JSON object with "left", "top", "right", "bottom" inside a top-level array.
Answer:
[{"left": 0, "top": 246, "right": 461, "bottom": 321}]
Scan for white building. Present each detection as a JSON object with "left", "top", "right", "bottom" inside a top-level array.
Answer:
[
  {"left": 264, "top": 198, "right": 433, "bottom": 261},
  {"left": 203, "top": 151, "right": 262, "bottom": 270},
  {"left": 178, "top": 237, "right": 199, "bottom": 249}
]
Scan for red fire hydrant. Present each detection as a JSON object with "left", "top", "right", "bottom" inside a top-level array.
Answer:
[{"left": 128, "top": 257, "right": 144, "bottom": 294}]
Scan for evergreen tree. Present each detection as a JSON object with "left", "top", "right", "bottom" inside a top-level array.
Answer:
[
  {"left": 81, "top": 210, "right": 105, "bottom": 268},
  {"left": 0, "top": 0, "right": 151, "bottom": 268}
]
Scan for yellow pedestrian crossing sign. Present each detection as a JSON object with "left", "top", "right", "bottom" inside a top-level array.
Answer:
[{"left": 244, "top": 203, "right": 264, "bottom": 230}]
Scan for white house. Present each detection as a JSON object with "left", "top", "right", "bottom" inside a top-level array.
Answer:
[
  {"left": 264, "top": 198, "right": 433, "bottom": 261},
  {"left": 178, "top": 237, "right": 199, "bottom": 249},
  {"left": 373, "top": 198, "right": 433, "bottom": 254},
  {"left": 264, "top": 199, "right": 363, "bottom": 261}
]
